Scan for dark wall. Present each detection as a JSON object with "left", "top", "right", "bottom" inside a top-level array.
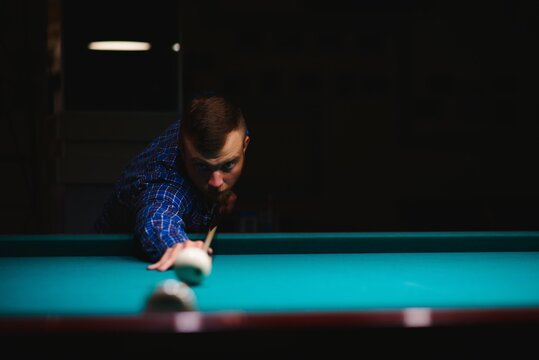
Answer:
[
  {"left": 182, "top": 0, "right": 539, "bottom": 232},
  {"left": 0, "top": 0, "right": 49, "bottom": 233},
  {"left": 61, "top": 1, "right": 180, "bottom": 112},
  {"left": 1, "top": 0, "right": 538, "bottom": 233}
]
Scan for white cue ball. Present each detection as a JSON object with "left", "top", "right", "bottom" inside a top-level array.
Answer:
[{"left": 174, "top": 247, "right": 212, "bottom": 285}]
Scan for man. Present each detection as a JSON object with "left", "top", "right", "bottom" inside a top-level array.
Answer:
[{"left": 95, "top": 95, "right": 250, "bottom": 271}]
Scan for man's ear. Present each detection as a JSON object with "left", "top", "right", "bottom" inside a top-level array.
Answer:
[{"left": 243, "top": 135, "right": 250, "bottom": 153}]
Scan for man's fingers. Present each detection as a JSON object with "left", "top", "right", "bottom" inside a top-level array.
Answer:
[
  {"left": 147, "top": 247, "right": 174, "bottom": 270},
  {"left": 157, "top": 244, "right": 184, "bottom": 271},
  {"left": 156, "top": 243, "right": 183, "bottom": 271},
  {"left": 147, "top": 243, "right": 184, "bottom": 271},
  {"left": 181, "top": 240, "right": 212, "bottom": 257},
  {"left": 184, "top": 240, "right": 204, "bottom": 248},
  {"left": 185, "top": 240, "right": 212, "bottom": 254},
  {"left": 147, "top": 241, "right": 210, "bottom": 272}
]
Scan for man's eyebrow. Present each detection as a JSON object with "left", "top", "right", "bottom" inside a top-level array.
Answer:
[{"left": 192, "top": 156, "right": 240, "bottom": 166}]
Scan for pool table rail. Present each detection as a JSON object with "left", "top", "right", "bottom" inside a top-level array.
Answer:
[
  {"left": 2, "top": 306, "right": 539, "bottom": 333},
  {"left": 2, "top": 231, "right": 539, "bottom": 256}
]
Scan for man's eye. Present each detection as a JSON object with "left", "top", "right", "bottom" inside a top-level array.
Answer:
[
  {"left": 195, "top": 163, "right": 210, "bottom": 172},
  {"left": 222, "top": 161, "right": 236, "bottom": 172}
]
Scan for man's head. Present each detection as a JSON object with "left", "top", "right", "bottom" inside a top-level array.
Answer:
[{"left": 179, "top": 95, "right": 250, "bottom": 204}]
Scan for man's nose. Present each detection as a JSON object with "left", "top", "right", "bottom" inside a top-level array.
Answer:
[{"left": 208, "top": 171, "right": 224, "bottom": 188}]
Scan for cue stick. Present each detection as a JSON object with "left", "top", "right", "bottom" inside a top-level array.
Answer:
[{"left": 203, "top": 224, "right": 218, "bottom": 251}]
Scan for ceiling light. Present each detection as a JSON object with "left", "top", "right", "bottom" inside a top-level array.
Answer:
[{"left": 88, "top": 41, "right": 151, "bottom": 51}]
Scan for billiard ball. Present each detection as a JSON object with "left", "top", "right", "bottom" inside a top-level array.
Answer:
[
  {"left": 174, "top": 247, "right": 212, "bottom": 285},
  {"left": 145, "top": 279, "right": 197, "bottom": 312}
]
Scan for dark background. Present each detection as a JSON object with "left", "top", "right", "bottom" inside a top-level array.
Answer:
[{"left": 1, "top": 0, "right": 538, "bottom": 234}]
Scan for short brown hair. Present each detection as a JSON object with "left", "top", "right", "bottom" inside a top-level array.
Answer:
[{"left": 180, "top": 95, "right": 246, "bottom": 157}]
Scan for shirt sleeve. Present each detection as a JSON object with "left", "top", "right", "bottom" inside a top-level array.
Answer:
[{"left": 134, "top": 181, "right": 191, "bottom": 262}]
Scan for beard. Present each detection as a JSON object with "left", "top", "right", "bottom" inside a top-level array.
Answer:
[{"left": 206, "top": 188, "right": 232, "bottom": 205}]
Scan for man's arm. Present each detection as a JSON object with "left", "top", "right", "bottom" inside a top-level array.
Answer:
[{"left": 134, "top": 182, "right": 205, "bottom": 269}]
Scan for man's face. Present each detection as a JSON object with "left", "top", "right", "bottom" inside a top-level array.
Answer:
[{"left": 181, "top": 129, "right": 250, "bottom": 204}]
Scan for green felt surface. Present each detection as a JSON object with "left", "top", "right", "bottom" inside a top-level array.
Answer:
[{"left": 2, "top": 251, "right": 539, "bottom": 316}]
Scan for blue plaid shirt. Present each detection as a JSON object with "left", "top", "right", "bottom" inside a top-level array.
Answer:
[{"left": 95, "top": 120, "right": 217, "bottom": 262}]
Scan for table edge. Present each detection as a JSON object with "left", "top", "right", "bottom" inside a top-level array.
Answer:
[{"left": 2, "top": 307, "right": 539, "bottom": 333}]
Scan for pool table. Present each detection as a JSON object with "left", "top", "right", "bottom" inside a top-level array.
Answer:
[{"left": 1, "top": 231, "right": 539, "bottom": 355}]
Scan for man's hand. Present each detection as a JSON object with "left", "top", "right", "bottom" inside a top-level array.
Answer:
[{"left": 147, "top": 240, "right": 213, "bottom": 271}]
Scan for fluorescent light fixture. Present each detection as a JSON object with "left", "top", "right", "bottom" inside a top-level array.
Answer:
[
  {"left": 88, "top": 41, "right": 151, "bottom": 51},
  {"left": 172, "top": 42, "right": 181, "bottom": 52}
]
